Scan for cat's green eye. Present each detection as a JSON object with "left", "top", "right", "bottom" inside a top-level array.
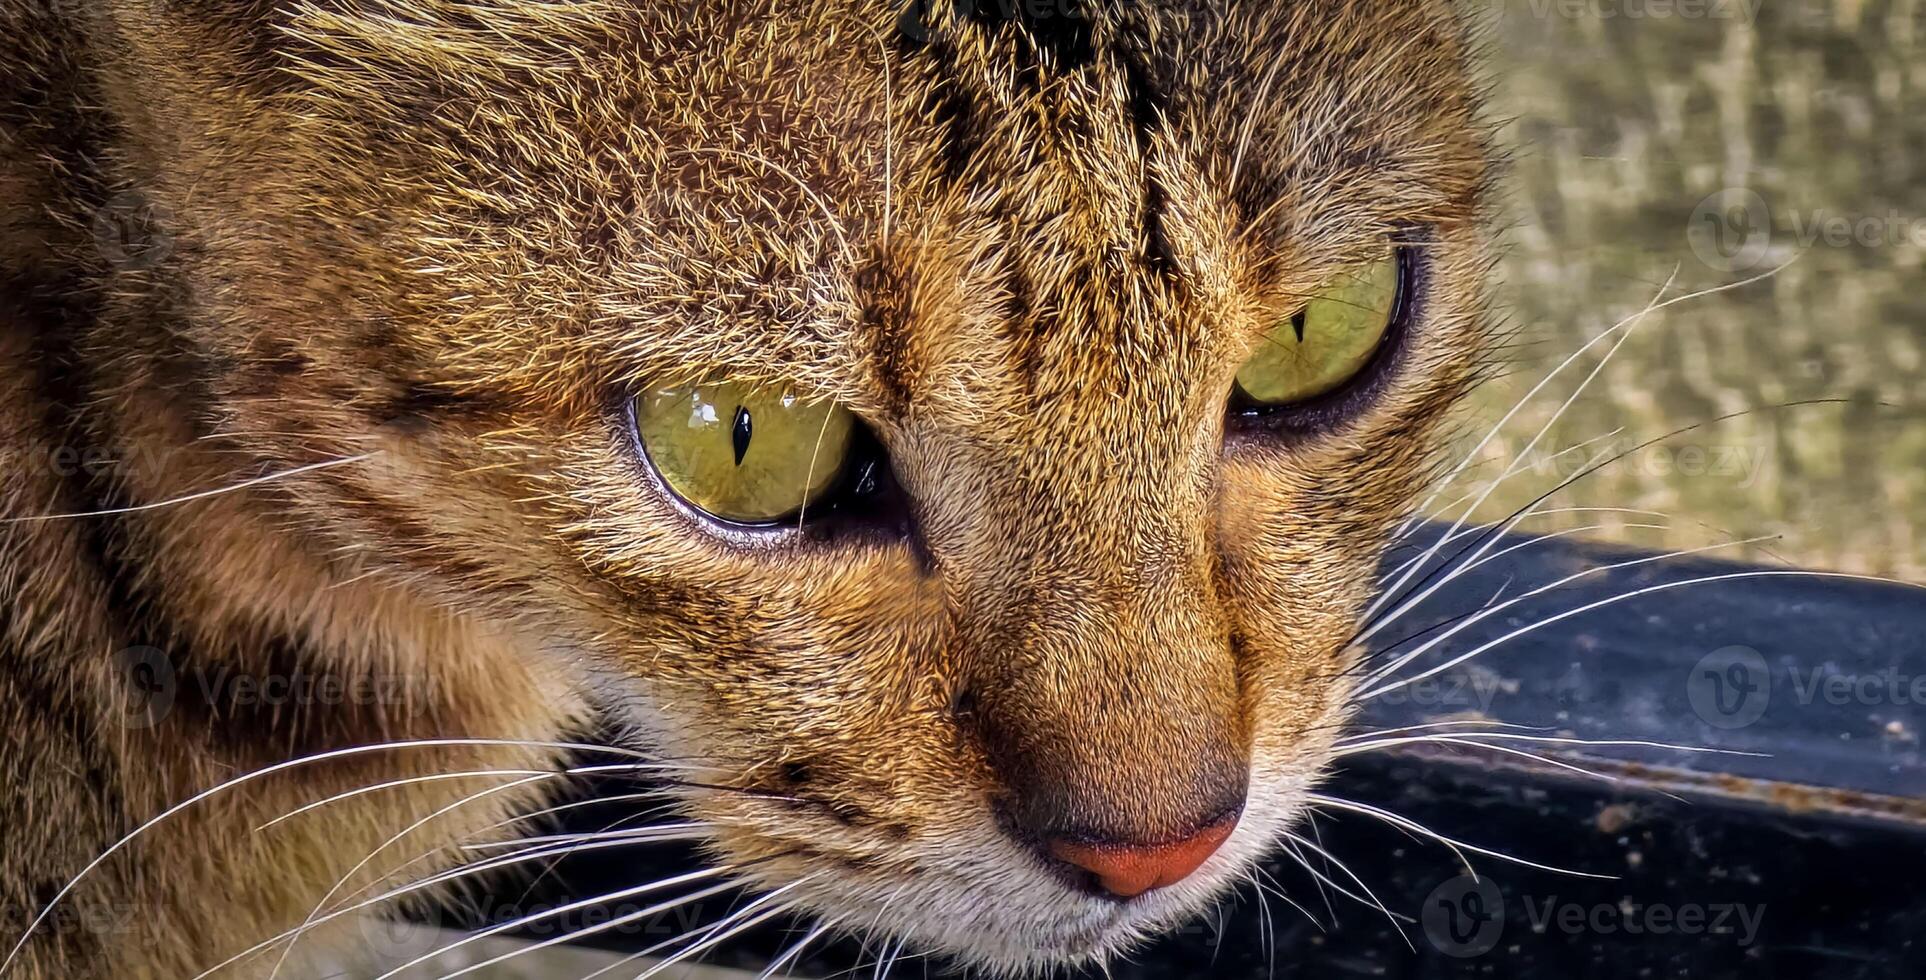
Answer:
[
  {"left": 636, "top": 382, "right": 855, "bottom": 525},
  {"left": 1234, "top": 251, "right": 1402, "bottom": 406}
]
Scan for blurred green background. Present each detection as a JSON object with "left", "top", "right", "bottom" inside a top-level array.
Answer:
[{"left": 1463, "top": 0, "right": 1924, "bottom": 580}]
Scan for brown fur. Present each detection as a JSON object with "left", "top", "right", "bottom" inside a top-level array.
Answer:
[{"left": 0, "top": 0, "right": 1497, "bottom": 975}]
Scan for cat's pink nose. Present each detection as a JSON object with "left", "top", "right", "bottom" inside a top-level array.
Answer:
[{"left": 1047, "top": 812, "right": 1238, "bottom": 898}]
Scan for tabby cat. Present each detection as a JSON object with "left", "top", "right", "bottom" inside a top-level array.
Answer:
[{"left": 0, "top": 0, "right": 1496, "bottom": 975}]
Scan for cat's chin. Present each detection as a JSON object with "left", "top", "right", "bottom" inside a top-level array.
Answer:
[{"left": 709, "top": 782, "right": 1309, "bottom": 978}]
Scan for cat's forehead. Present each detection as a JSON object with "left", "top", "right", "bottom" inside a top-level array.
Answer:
[
  {"left": 249, "top": 0, "right": 1482, "bottom": 412},
  {"left": 602, "top": 0, "right": 1482, "bottom": 401}
]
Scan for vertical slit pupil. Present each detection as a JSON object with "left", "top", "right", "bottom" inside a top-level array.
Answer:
[
  {"left": 1290, "top": 309, "right": 1308, "bottom": 343},
  {"left": 731, "top": 406, "right": 752, "bottom": 466}
]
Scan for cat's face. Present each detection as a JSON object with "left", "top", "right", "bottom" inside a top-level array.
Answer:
[{"left": 106, "top": 0, "right": 1492, "bottom": 971}]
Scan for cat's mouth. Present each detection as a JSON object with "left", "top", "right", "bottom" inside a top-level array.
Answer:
[{"left": 660, "top": 768, "right": 1315, "bottom": 974}]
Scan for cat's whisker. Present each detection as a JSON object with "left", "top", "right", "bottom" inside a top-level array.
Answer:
[
  {"left": 1227, "top": 50, "right": 1290, "bottom": 193},
  {"left": 256, "top": 768, "right": 576, "bottom": 832},
  {"left": 1378, "top": 257, "right": 1804, "bottom": 633},
  {"left": 1335, "top": 719, "right": 1550, "bottom": 743},
  {"left": 1337, "top": 573, "right": 1519, "bottom": 682},
  {"left": 1307, "top": 793, "right": 1614, "bottom": 880},
  {"left": 796, "top": 398, "right": 840, "bottom": 528},
  {"left": 872, "top": 933, "right": 910, "bottom": 980},
  {"left": 851, "top": 883, "right": 912, "bottom": 970},
  {"left": 1275, "top": 834, "right": 1331, "bottom": 924},
  {"left": 1362, "top": 395, "right": 1861, "bottom": 655},
  {"left": 1251, "top": 865, "right": 1323, "bottom": 935},
  {"left": 421, "top": 879, "right": 753, "bottom": 980},
  {"left": 0, "top": 452, "right": 378, "bottom": 523},
  {"left": 1277, "top": 830, "right": 1413, "bottom": 949},
  {"left": 1358, "top": 534, "right": 1779, "bottom": 696},
  {"left": 1243, "top": 868, "right": 1275, "bottom": 972},
  {"left": 1297, "top": 812, "right": 1340, "bottom": 926},
  {"left": 1446, "top": 518, "right": 1671, "bottom": 581},
  {"left": 755, "top": 918, "right": 835, "bottom": 980},
  {"left": 1366, "top": 511, "right": 1675, "bottom": 637},
  {"left": 380, "top": 866, "right": 743, "bottom": 980},
  {"left": 1379, "top": 476, "right": 1644, "bottom": 585},
  {"left": 323, "top": 793, "right": 688, "bottom": 924},
  {"left": 860, "top": 18, "right": 895, "bottom": 252},
  {"left": 266, "top": 761, "right": 670, "bottom": 979},
  {"left": 1362, "top": 568, "right": 1920, "bottom": 703},
  {"left": 1359, "top": 434, "right": 1633, "bottom": 646},
  {"left": 461, "top": 823, "right": 708, "bottom": 851},
  {"left": 1358, "top": 735, "right": 1625, "bottom": 783},
  {"left": 479, "top": 791, "right": 681, "bottom": 839},
  {"left": 0, "top": 737, "right": 655, "bottom": 974},
  {"left": 630, "top": 877, "right": 821, "bottom": 980},
  {"left": 1366, "top": 268, "right": 1685, "bottom": 625},
  {"left": 187, "top": 826, "right": 714, "bottom": 979},
  {"left": 1336, "top": 731, "right": 1762, "bottom": 757}
]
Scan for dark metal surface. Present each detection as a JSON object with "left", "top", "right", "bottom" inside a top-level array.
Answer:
[{"left": 460, "top": 527, "right": 1925, "bottom": 977}]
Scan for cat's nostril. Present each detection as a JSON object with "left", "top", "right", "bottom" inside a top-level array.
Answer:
[{"left": 1046, "top": 808, "right": 1241, "bottom": 899}]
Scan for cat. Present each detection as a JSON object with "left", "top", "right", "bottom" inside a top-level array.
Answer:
[{"left": 0, "top": 0, "right": 1498, "bottom": 976}]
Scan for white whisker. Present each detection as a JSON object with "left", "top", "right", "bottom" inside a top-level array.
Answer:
[
  {"left": 1374, "top": 259, "right": 1799, "bottom": 638},
  {"left": 1361, "top": 568, "right": 1916, "bottom": 702},
  {"left": 257, "top": 769, "right": 554, "bottom": 831},
  {"left": 188, "top": 826, "right": 702, "bottom": 979},
  {"left": 755, "top": 918, "right": 834, "bottom": 980},
  {"left": 1277, "top": 830, "right": 1413, "bottom": 949},
  {"left": 2, "top": 453, "right": 377, "bottom": 523},
  {"left": 1336, "top": 731, "right": 1763, "bottom": 757},
  {"left": 1336, "top": 720, "right": 1549, "bottom": 744},
  {"left": 1, "top": 737, "right": 656, "bottom": 974},
  {"left": 1368, "top": 272, "right": 1682, "bottom": 628},
  {"left": 1359, "top": 535, "right": 1779, "bottom": 696},
  {"left": 1251, "top": 865, "right": 1322, "bottom": 933},
  {"left": 1309, "top": 793, "right": 1614, "bottom": 879},
  {"left": 267, "top": 760, "right": 661, "bottom": 978},
  {"left": 378, "top": 868, "right": 739, "bottom": 980},
  {"left": 632, "top": 878, "right": 821, "bottom": 980}
]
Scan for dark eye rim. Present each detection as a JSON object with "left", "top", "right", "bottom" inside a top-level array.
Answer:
[
  {"left": 1226, "top": 241, "right": 1422, "bottom": 439},
  {"left": 621, "top": 392, "right": 908, "bottom": 543}
]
